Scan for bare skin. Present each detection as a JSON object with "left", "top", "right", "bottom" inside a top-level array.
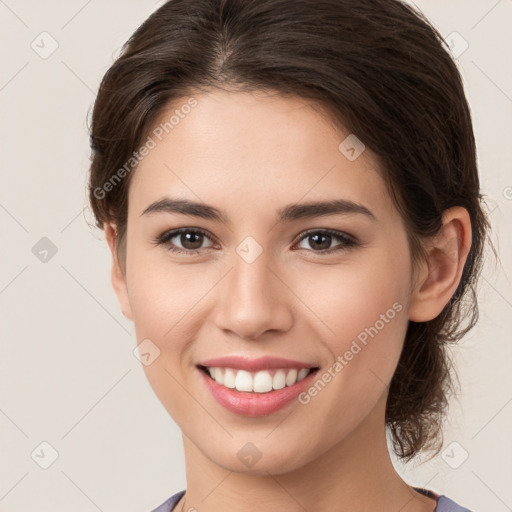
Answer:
[{"left": 105, "top": 90, "right": 471, "bottom": 512}]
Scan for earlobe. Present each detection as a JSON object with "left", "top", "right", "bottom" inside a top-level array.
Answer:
[
  {"left": 409, "top": 207, "right": 472, "bottom": 322},
  {"left": 104, "top": 223, "right": 134, "bottom": 322}
]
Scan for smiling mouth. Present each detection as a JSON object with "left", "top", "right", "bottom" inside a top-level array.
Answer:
[{"left": 198, "top": 365, "right": 320, "bottom": 393}]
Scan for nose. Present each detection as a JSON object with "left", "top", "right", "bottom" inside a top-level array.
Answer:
[{"left": 212, "top": 247, "right": 294, "bottom": 341}]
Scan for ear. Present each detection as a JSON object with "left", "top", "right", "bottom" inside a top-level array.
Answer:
[
  {"left": 104, "top": 223, "right": 133, "bottom": 322},
  {"left": 409, "top": 207, "right": 472, "bottom": 322}
]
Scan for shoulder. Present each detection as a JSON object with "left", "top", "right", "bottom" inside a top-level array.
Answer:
[
  {"left": 436, "top": 494, "right": 475, "bottom": 512},
  {"left": 414, "top": 487, "right": 474, "bottom": 512},
  {"left": 149, "top": 490, "right": 186, "bottom": 512}
]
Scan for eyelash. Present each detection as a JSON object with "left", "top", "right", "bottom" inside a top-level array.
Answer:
[{"left": 152, "top": 227, "right": 358, "bottom": 256}]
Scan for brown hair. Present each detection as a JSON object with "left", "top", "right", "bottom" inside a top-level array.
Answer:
[{"left": 88, "top": 0, "right": 490, "bottom": 461}]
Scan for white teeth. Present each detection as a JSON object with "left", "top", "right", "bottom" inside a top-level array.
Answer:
[
  {"left": 205, "top": 366, "right": 314, "bottom": 392},
  {"left": 213, "top": 367, "right": 224, "bottom": 385},
  {"left": 297, "top": 368, "right": 309, "bottom": 381},
  {"left": 253, "top": 371, "right": 273, "bottom": 393},
  {"left": 223, "top": 368, "right": 236, "bottom": 388},
  {"left": 272, "top": 369, "right": 286, "bottom": 390},
  {"left": 235, "top": 370, "right": 253, "bottom": 392},
  {"left": 285, "top": 369, "right": 298, "bottom": 386}
]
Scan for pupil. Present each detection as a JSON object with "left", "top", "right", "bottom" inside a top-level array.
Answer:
[
  {"left": 182, "top": 232, "right": 202, "bottom": 250},
  {"left": 311, "top": 234, "right": 331, "bottom": 250}
]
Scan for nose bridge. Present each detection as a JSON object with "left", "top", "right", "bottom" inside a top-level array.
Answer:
[
  {"left": 232, "top": 245, "right": 271, "bottom": 297},
  {"left": 213, "top": 238, "right": 292, "bottom": 339}
]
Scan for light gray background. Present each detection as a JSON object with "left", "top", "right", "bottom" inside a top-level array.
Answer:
[{"left": 0, "top": 1, "right": 511, "bottom": 511}]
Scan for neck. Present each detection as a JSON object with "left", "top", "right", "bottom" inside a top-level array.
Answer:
[{"left": 178, "top": 394, "right": 437, "bottom": 512}]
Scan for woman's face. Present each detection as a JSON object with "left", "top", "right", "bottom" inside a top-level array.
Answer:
[{"left": 114, "top": 90, "right": 418, "bottom": 474}]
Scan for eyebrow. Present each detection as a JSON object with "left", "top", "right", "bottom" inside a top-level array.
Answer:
[{"left": 140, "top": 197, "right": 376, "bottom": 223}]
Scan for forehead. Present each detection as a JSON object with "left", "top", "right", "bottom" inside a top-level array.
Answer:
[{"left": 129, "top": 90, "right": 395, "bottom": 222}]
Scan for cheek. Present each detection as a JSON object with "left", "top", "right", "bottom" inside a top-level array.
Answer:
[
  {"left": 294, "top": 250, "right": 411, "bottom": 349},
  {"left": 125, "top": 252, "right": 210, "bottom": 426},
  {"left": 289, "top": 248, "right": 413, "bottom": 428},
  {"left": 284, "top": 266, "right": 410, "bottom": 450},
  {"left": 125, "top": 242, "right": 206, "bottom": 335},
  {"left": 125, "top": 245, "right": 225, "bottom": 386}
]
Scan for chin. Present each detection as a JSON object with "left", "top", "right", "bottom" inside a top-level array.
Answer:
[{"left": 202, "top": 438, "right": 312, "bottom": 476}]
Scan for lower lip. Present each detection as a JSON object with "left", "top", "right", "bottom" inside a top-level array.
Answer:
[{"left": 199, "top": 368, "right": 318, "bottom": 416}]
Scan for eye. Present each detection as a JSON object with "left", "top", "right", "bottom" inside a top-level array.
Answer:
[
  {"left": 153, "top": 228, "right": 216, "bottom": 255},
  {"left": 294, "top": 229, "right": 357, "bottom": 253},
  {"left": 153, "top": 227, "right": 358, "bottom": 256}
]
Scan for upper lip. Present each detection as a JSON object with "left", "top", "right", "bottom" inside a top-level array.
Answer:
[{"left": 198, "top": 356, "right": 319, "bottom": 372}]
